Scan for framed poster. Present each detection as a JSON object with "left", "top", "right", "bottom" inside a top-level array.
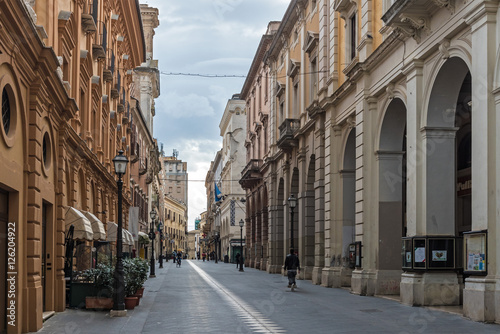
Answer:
[
  {"left": 464, "top": 231, "right": 487, "bottom": 275},
  {"left": 413, "top": 238, "right": 426, "bottom": 269},
  {"left": 428, "top": 238, "right": 455, "bottom": 269}
]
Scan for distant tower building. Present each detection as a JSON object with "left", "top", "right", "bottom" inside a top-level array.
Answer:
[{"left": 159, "top": 153, "right": 188, "bottom": 232}]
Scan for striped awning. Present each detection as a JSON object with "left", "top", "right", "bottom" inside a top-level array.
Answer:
[
  {"left": 81, "top": 211, "right": 106, "bottom": 241},
  {"left": 64, "top": 207, "right": 94, "bottom": 241},
  {"left": 107, "top": 222, "right": 134, "bottom": 246}
]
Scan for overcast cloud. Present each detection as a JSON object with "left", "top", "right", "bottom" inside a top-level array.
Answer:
[{"left": 144, "top": 0, "right": 289, "bottom": 229}]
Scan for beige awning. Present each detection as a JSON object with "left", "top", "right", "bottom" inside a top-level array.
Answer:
[
  {"left": 123, "top": 229, "right": 134, "bottom": 246},
  {"left": 138, "top": 231, "right": 149, "bottom": 245},
  {"left": 107, "top": 222, "right": 133, "bottom": 245},
  {"left": 64, "top": 207, "right": 94, "bottom": 241},
  {"left": 81, "top": 211, "right": 106, "bottom": 241}
]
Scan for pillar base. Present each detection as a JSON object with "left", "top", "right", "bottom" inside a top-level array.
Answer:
[
  {"left": 300, "top": 266, "right": 314, "bottom": 280},
  {"left": 400, "top": 272, "right": 460, "bottom": 306},
  {"left": 260, "top": 259, "right": 268, "bottom": 271},
  {"left": 351, "top": 269, "right": 376, "bottom": 296},
  {"left": 320, "top": 266, "right": 352, "bottom": 288},
  {"left": 109, "top": 309, "right": 127, "bottom": 317},
  {"left": 267, "top": 264, "right": 282, "bottom": 274},
  {"left": 463, "top": 277, "right": 496, "bottom": 322},
  {"left": 311, "top": 266, "right": 323, "bottom": 285}
]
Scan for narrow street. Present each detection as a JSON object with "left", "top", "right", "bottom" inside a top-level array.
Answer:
[{"left": 38, "top": 261, "right": 500, "bottom": 334}]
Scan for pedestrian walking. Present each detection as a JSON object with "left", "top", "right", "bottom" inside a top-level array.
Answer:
[
  {"left": 202, "top": 252, "right": 206, "bottom": 262},
  {"left": 283, "top": 248, "right": 300, "bottom": 289},
  {"left": 235, "top": 253, "right": 241, "bottom": 269}
]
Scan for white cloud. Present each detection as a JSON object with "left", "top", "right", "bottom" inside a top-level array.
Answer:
[
  {"left": 144, "top": 0, "right": 291, "bottom": 229},
  {"left": 159, "top": 92, "right": 215, "bottom": 118}
]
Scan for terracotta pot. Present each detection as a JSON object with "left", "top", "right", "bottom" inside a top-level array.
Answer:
[
  {"left": 124, "top": 296, "right": 138, "bottom": 310},
  {"left": 85, "top": 297, "right": 113, "bottom": 310},
  {"left": 136, "top": 287, "right": 144, "bottom": 297},
  {"left": 131, "top": 294, "right": 141, "bottom": 305}
]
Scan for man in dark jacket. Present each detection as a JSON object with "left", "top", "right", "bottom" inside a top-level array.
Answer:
[{"left": 283, "top": 249, "right": 300, "bottom": 288}]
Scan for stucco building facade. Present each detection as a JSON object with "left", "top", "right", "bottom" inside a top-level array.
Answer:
[
  {"left": 0, "top": 0, "right": 148, "bottom": 332},
  {"left": 240, "top": 0, "right": 500, "bottom": 323}
]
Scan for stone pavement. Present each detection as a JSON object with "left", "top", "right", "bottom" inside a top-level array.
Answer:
[{"left": 36, "top": 260, "right": 500, "bottom": 333}]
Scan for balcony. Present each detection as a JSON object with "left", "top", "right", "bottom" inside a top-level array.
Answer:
[
  {"left": 240, "top": 159, "right": 263, "bottom": 189},
  {"left": 130, "top": 142, "right": 139, "bottom": 163},
  {"left": 92, "top": 21, "right": 106, "bottom": 60},
  {"left": 139, "top": 159, "right": 148, "bottom": 175},
  {"left": 382, "top": 0, "right": 454, "bottom": 43},
  {"left": 277, "top": 118, "right": 300, "bottom": 151}
]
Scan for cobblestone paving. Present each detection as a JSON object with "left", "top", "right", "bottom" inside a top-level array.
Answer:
[{"left": 36, "top": 260, "right": 500, "bottom": 333}]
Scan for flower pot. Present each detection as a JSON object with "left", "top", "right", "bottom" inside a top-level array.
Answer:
[
  {"left": 85, "top": 297, "right": 113, "bottom": 310},
  {"left": 124, "top": 296, "right": 138, "bottom": 310},
  {"left": 131, "top": 294, "right": 141, "bottom": 305},
  {"left": 136, "top": 287, "right": 144, "bottom": 297}
]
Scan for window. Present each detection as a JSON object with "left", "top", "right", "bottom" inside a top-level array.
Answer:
[
  {"left": 2, "top": 88, "right": 10, "bottom": 135},
  {"left": 310, "top": 57, "right": 318, "bottom": 103},
  {"left": 349, "top": 13, "right": 357, "bottom": 61},
  {"left": 293, "top": 83, "right": 299, "bottom": 117},
  {"left": 43, "top": 133, "right": 49, "bottom": 168}
]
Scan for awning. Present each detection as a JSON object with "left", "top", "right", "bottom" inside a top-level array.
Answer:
[
  {"left": 138, "top": 231, "right": 149, "bottom": 245},
  {"left": 123, "top": 229, "right": 134, "bottom": 246},
  {"left": 107, "top": 222, "right": 133, "bottom": 245},
  {"left": 81, "top": 211, "right": 106, "bottom": 241},
  {"left": 64, "top": 207, "right": 94, "bottom": 241}
]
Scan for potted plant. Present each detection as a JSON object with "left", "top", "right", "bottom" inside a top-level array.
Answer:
[
  {"left": 132, "top": 257, "right": 148, "bottom": 297},
  {"left": 124, "top": 258, "right": 140, "bottom": 308},
  {"left": 85, "top": 264, "right": 114, "bottom": 310}
]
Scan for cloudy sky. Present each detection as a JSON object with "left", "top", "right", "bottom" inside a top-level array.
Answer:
[{"left": 143, "top": 0, "right": 290, "bottom": 230}]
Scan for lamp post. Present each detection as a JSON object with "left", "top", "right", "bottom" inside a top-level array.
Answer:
[
  {"left": 112, "top": 150, "right": 128, "bottom": 314},
  {"left": 159, "top": 221, "right": 164, "bottom": 268},
  {"left": 288, "top": 194, "right": 297, "bottom": 251},
  {"left": 149, "top": 209, "right": 157, "bottom": 277},
  {"left": 239, "top": 219, "right": 244, "bottom": 272}
]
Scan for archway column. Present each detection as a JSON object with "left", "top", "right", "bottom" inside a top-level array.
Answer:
[
  {"left": 312, "top": 125, "right": 325, "bottom": 285},
  {"left": 321, "top": 120, "right": 343, "bottom": 287},
  {"left": 463, "top": 2, "right": 499, "bottom": 322}
]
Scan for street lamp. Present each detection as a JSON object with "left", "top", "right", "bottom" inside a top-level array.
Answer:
[
  {"left": 239, "top": 219, "right": 244, "bottom": 272},
  {"left": 158, "top": 221, "right": 164, "bottom": 268},
  {"left": 112, "top": 150, "right": 128, "bottom": 314},
  {"left": 149, "top": 209, "right": 157, "bottom": 277},
  {"left": 288, "top": 194, "right": 297, "bottom": 251}
]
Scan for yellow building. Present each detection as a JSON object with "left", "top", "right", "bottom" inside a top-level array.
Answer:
[
  {"left": 162, "top": 195, "right": 187, "bottom": 256},
  {"left": 0, "top": 0, "right": 146, "bottom": 332}
]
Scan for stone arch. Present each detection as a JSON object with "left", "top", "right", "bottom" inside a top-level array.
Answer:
[
  {"left": 290, "top": 167, "right": 299, "bottom": 252},
  {"left": 422, "top": 57, "right": 470, "bottom": 236},
  {"left": 303, "top": 155, "right": 315, "bottom": 270},
  {"left": 376, "top": 98, "right": 407, "bottom": 294},
  {"left": 276, "top": 177, "right": 285, "bottom": 266},
  {"left": 341, "top": 128, "right": 355, "bottom": 264}
]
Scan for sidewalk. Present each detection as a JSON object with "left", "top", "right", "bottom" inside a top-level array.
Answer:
[{"left": 36, "top": 260, "right": 500, "bottom": 333}]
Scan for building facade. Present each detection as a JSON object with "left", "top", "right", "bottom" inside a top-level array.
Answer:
[
  {"left": 217, "top": 95, "right": 247, "bottom": 264},
  {"left": 129, "top": 4, "right": 161, "bottom": 251},
  {"left": 0, "top": 0, "right": 146, "bottom": 332},
  {"left": 239, "top": 0, "right": 500, "bottom": 323},
  {"left": 240, "top": 22, "right": 279, "bottom": 271},
  {"left": 162, "top": 194, "right": 187, "bottom": 256}
]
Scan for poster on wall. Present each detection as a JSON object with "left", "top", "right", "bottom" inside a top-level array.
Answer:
[{"left": 464, "top": 231, "right": 487, "bottom": 275}]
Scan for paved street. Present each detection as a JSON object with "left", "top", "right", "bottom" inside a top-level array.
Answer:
[{"left": 37, "top": 260, "right": 500, "bottom": 334}]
